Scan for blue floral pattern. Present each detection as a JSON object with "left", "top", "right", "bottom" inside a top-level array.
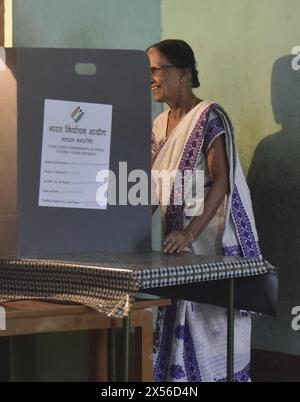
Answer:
[
  {"left": 231, "top": 187, "right": 261, "bottom": 258},
  {"left": 202, "top": 117, "right": 225, "bottom": 153},
  {"left": 183, "top": 323, "right": 202, "bottom": 382},
  {"left": 224, "top": 244, "right": 243, "bottom": 256},
  {"left": 169, "top": 364, "right": 186, "bottom": 380},
  {"left": 175, "top": 324, "right": 186, "bottom": 340},
  {"left": 153, "top": 305, "right": 177, "bottom": 382},
  {"left": 166, "top": 104, "right": 214, "bottom": 232}
]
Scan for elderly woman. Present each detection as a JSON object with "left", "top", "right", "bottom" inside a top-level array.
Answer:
[{"left": 149, "top": 39, "right": 261, "bottom": 382}]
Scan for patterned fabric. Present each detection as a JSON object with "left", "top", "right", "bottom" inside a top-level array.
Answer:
[
  {"left": 202, "top": 115, "right": 226, "bottom": 153},
  {"left": 215, "top": 363, "right": 250, "bottom": 382},
  {"left": 169, "top": 364, "right": 186, "bottom": 380},
  {"left": 154, "top": 303, "right": 203, "bottom": 382},
  {"left": 214, "top": 104, "right": 262, "bottom": 260},
  {"left": 152, "top": 100, "right": 264, "bottom": 382},
  {"left": 231, "top": 186, "right": 262, "bottom": 258},
  {"left": 166, "top": 106, "right": 212, "bottom": 232},
  {"left": 133, "top": 256, "right": 274, "bottom": 288},
  {"left": 152, "top": 102, "right": 262, "bottom": 261},
  {"left": 153, "top": 300, "right": 252, "bottom": 382},
  {"left": 0, "top": 257, "right": 139, "bottom": 317},
  {"left": 224, "top": 244, "right": 243, "bottom": 256},
  {"left": 0, "top": 254, "right": 275, "bottom": 318},
  {"left": 183, "top": 323, "right": 202, "bottom": 381},
  {"left": 153, "top": 303, "right": 177, "bottom": 381}
]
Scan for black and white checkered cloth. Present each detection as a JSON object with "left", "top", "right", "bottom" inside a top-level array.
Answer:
[{"left": 0, "top": 253, "right": 276, "bottom": 317}]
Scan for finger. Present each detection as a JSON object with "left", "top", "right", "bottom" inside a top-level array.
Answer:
[
  {"left": 165, "top": 237, "right": 176, "bottom": 245},
  {"left": 176, "top": 243, "right": 187, "bottom": 253},
  {"left": 164, "top": 238, "right": 175, "bottom": 250},
  {"left": 176, "top": 239, "right": 190, "bottom": 252},
  {"left": 168, "top": 241, "right": 182, "bottom": 254},
  {"left": 164, "top": 239, "right": 177, "bottom": 252},
  {"left": 164, "top": 239, "right": 172, "bottom": 252},
  {"left": 163, "top": 233, "right": 176, "bottom": 246},
  {"left": 164, "top": 240, "right": 176, "bottom": 253},
  {"left": 163, "top": 235, "right": 172, "bottom": 246}
]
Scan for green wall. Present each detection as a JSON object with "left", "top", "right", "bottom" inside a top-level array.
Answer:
[
  {"left": 162, "top": 0, "right": 300, "bottom": 357},
  {"left": 161, "top": 0, "right": 300, "bottom": 170},
  {"left": 8, "top": 0, "right": 161, "bottom": 382},
  {"left": 13, "top": 0, "right": 160, "bottom": 49},
  {"left": 12, "top": 0, "right": 163, "bottom": 120}
]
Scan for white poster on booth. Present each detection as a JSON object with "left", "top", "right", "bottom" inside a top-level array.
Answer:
[{"left": 38, "top": 99, "right": 112, "bottom": 209}]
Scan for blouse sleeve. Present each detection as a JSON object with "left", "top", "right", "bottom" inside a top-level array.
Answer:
[{"left": 202, "top": 109, "right": 226, "bottom": 153}]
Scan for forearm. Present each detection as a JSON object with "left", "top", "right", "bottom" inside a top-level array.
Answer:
[{"left": 185, "top": 179, "right": 228, "bottom": 240}]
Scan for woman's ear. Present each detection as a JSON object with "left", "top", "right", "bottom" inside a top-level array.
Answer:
[{"left": 180, "top": 68, "right": 192, "bottom": 86}]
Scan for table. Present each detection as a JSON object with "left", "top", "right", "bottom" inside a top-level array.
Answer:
[
  {"left": 0, "top": 298, "right": 171, "bottom": 382},
  {"left": 0, "top": 252, "right": 277, "bottom": 382}
]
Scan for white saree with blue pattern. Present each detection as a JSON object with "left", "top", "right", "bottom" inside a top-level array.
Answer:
[{"left": 151, "top": 100, "right": 262, "bottom": 382}]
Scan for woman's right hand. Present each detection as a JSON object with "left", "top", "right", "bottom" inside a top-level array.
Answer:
[{"left": 163, "top": 230, "right": 194, "bottom": 253}]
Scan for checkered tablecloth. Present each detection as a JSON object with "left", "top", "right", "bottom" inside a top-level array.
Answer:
[{"left": 0, "top": 252, "right": 276, "bottom": 317}]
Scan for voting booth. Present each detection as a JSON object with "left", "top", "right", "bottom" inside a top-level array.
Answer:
[{"left": 0, "top": 48, "right": 152, "bottom": 257}]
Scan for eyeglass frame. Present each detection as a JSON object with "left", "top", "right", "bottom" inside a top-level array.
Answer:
[{"left": 150, "top": 65, "right": 176, "bottom": 75}]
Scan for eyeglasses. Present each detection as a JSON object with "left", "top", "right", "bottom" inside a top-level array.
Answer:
[{"left": 150, "top": 65, "right": 175, "bottom": 75}]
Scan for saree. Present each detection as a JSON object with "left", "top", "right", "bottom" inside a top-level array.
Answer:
[{"left": 151, "top": 100, "right": 262, "bottom": 382}]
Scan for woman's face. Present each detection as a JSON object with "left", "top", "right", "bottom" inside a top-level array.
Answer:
[{"left": 147, "top": 47, "right": 183, "bottom": 104}]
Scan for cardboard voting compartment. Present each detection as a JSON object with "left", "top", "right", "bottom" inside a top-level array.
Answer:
[{"left": 0, "top": 48, "right": 152, "bottom": 257}]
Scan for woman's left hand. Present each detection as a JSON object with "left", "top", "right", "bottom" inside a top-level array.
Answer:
[{"left": 163, "top": 230, "right": 193, "bottom": 253}]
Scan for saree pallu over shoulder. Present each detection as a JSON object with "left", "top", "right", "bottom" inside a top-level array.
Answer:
[
  {"left": 151, "top": 101, "right": 262, "bottom": 259},
  {"left": 152, "top": 100, "right": 214, "bottom": 225},
  {"left": 152, "top": 100, "right": 213, "bottom": 170},
  {"left": 211, "top": 105, "right": 262, "bottom": 259}
]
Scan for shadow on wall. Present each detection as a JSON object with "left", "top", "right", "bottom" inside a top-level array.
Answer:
[{"left": 247, "top": 55, "right": 300, "bottom": 376}]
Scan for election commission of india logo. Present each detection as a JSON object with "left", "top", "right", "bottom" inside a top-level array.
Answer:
[{"left": 71, "top": 106, "right": 84, "bottom": 123}]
